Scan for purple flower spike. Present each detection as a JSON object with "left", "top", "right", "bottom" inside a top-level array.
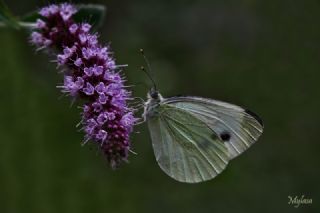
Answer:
[
  {"left": 79, "top": 33, "right": 87, "bottom": 44},
  {"left": 39, "top": 5, "right": 59, "bottom": 17},
  {"left": 99, "top": 93, "right": 108, "bottom": 104},
  {"left": 97, "top": 112, "right": 108, "bottom": 125},
  {"left": 74, "top": 58, "right": 83, "bottom": 67},
  {"left": 96, "top": 130, "right": 108, "bottom": 141},
  {"left": 93, "top": 65, "right": 104, "bottom": 76},
  {"left": 30, "top": 3, "right": 136, "bottom": 167},
  {"left": 84, "top": 67, "right": 93, "bottom": 76},
  {"left": 69, "top": 24, "right": 78, "bottom": 34},
  {"left": 82, "top": 47, "right": 93, "bottom": 59},
  {"left": 75, "top": 77, "right": 84, "bottom": 89},
  {"left": 81, "top": 23, "right": 91, "bottom": 33},
  {"left": 106, "top": 60, "right": 116, "bottom": 69},
  {"left": 92, "top": 102, "right": 103, "bottom": 112},
  {"left": 36, "top": 19, "right": 46, "bottom": 29},
  {"left": 30, "top": 32, "right": 44, "bottom": 45},
  {"left": 121, "top": 112, "right": 135, "bottom": 128},
  {"left": 60, "top": 3, "right": 77, "bottom": 21},
  {"left": 88, "top": 34, "right": 98, "bottom": 46},
  {"left": 83, "top": 82, "right": 95, "bottom": 96},
  {"left": 95, "top": 82, "right": 105, "bottom": 94},
  {"left": 107, "top": 73, "right": 121, "bottom": 83},
  {"left": 107, "top": 112, "right": 116, "bottom": 120},
  {"left": 85, "top": 118, "right": 98, "bottom": 135}
]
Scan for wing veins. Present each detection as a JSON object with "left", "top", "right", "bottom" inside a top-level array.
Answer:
[
  {"left": 182, "top": 107, "right": 251, "bottom": 147},
  {"left": 168, "top": 117, "right": 229, "bottom": 164},
  {"left": 242, "top": 127, "right": 258, "bottom": 141},
  {"left": 192, "top": 158, "right": 206, "bottom": 182},
  {"left": 158, "top": 118, "right": 173, "bottom": 176},
  {"left": 161, "top": 117, "right": 214, "bottom": 178},
  {"left": 227, "top": 141, "right": 241, "bottom": 155},
  {"left": 165, "top": 118, "right": 224, "bottom": 174},
  {"left": 160, "top": 105, "right": 227, "bottom": 152},
  {"left": 163, "top": 112, "right": 227, "bottom": 157},
  {"left": 244, "top": 117, "right": 263, "bottom": 133}
]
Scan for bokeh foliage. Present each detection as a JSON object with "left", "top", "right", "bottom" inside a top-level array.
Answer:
[{"left": 0, "top": 0, "right": 319, "bottom": 212}]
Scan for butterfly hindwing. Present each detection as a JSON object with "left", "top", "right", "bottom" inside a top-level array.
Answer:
[
  {"left": 147, "top": 104, "right": 229, "bottom": 183},
  {"left": 163, "top": 96, "right": 264, "bottom": 159}
]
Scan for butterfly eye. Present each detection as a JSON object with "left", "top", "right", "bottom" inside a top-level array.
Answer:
[{"left": 220, "top": 131, "right": 231, "bottom": 142}]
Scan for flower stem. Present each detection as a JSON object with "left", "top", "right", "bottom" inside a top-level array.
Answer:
[{"left": 0, "top": 21, "right": 36, "bottom": 29}]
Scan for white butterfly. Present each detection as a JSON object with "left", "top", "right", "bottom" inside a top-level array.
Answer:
[{"left": 143, "top": 87, "right": 264, "bottom": 183}]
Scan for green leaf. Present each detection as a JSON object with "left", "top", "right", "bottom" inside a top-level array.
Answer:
[
  {"left": 20, "top": 10, "right": 40, "bottom": 23},
  {"left": 21, "top": 4, "right": 106, "bottom": 30},
  {"left": 74, "top": 4, "right": 106, "bottom": 30},
  {"left": 0, "top": 0, "right": 20, "bottom": 29}
]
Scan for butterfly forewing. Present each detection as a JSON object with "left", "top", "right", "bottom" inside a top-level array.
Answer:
[
  {"left": 163, "top": 96, "right": 264, "bottom": 159},
  {"left": 147, "top": 104, "right": 229, "bottom": 183}
]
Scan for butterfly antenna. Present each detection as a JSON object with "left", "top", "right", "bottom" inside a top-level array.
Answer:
[{"left": 140, "top": 49, "right": 157, "bottom": 90}]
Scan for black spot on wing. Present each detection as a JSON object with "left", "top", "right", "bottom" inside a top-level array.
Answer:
[
  {"left": 245, "top": 109, "right": 264, "bottom": 127},
  {"left": 220, "top": 131, "right": 231, "bottom": 142}
]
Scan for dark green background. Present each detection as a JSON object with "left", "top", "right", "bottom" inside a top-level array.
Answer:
[{"left": 0, "top": 0, "right": 319, "bottom": 212}]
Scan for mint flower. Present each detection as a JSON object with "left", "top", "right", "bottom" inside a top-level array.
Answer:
[{"left": 30, "top": 3, "right": 137, "bottom": 167}]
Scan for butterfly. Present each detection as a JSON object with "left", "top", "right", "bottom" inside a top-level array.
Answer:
[
  {"left": 140, "top": 51, "right": 264, "bottom": 183},
  {"left": 143, "top": 88, "right": 264, "bottom": 183}
]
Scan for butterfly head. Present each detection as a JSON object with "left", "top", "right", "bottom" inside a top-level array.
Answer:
[
  {"left": 149, "top": 87, "right": 159, "bottom": 99},
  {"left": 144, "top": 87, "right": 163, "bottom": 119},
  {"left": 148, "top": 87, "right": 163, "bottom": 102}
]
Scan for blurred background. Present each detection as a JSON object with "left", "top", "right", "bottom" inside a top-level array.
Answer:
[{"left": 0, "top": 0, "right": 319, "bottom": 212}]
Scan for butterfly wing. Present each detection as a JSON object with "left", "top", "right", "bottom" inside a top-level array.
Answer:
[
  {"left": 163, "top": 96, "right": 264, "bottom": 159},
  {"left": 147, "top": 104, "right": 229, "bottom": 183}
]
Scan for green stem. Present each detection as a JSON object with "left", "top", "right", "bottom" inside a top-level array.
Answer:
[{"left": 0, "top": 21, "right": 36, "bottom": 29}]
